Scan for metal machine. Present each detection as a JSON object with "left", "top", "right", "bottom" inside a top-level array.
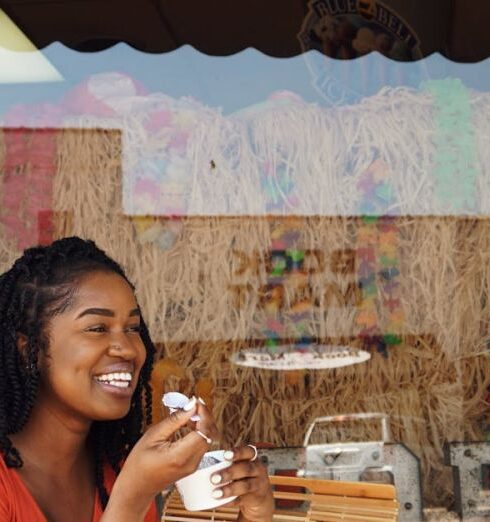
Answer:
[
  {"left": 258, "top": 413, "right": 424, "bottom": 522},
  {"left": 445, "top": 441, "right": 490, "bottom": 521}
]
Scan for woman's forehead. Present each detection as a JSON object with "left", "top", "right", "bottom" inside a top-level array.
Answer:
[{"left": 70, "top": 271, "right": 138, "bottom": 311}]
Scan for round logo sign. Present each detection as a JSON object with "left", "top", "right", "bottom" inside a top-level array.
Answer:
[{"left": 298, "top": 0, "right": 423, "bottom": 104}]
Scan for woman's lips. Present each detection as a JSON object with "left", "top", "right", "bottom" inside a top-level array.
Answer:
[{"left": 93, "top": 368, "right": 136, "bottom": 398}]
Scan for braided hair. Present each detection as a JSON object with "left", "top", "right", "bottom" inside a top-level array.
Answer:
[{"left": 0, "top": 237, "right": 155, "bottom": 508}]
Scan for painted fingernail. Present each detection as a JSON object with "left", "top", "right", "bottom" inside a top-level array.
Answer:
[
  {"left": 212, "top": 489, "right": 224, "bottom": 499},
  {"left": 224, "top": 450, "right": 234, "bottom": 460},
  {"left": 183, "top": 397, "right": 197, "bottom": 411},
  {"left": 210, "top": 474, "right": 222, "bottom": 485},
  {"left": 198, "top": 397, "right": 206, "bottom": 405}
]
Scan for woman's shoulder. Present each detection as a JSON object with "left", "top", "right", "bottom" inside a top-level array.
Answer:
[
  {"left": 0, "top": 453, "right": 15, "bottom": 498},
  {"left": 0, "top": 453, "right": 47, "bottom": 521},
  {"left": 0, "top": 455, "right": 156, "bottom": 522},
  {"left": 0, "top": 456, "right": 11, "bottom": 520}
]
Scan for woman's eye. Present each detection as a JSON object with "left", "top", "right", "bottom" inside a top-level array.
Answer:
[
  {"left": 85, "top": 325, "right": 107, "bottom": 333},
  {"left": 84, "top": 324, "right": 140, "bottom": 334},
  {"left": 126, "top": 324, "right": 141, "bottom": 333}
]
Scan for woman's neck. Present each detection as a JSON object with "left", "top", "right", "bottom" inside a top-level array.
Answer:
[{"left": 10, "top": 395, "right": 92, "bottom": 477}]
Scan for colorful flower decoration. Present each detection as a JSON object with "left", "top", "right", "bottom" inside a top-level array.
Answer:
[
  {"left": 247, "top": 92, "right": 304, "bottom": 214},
  {"left": 356, "top": 159, "right": 404, "bottom": 356},
  {"left": 259, "top": 221, "right": 314, "bottom": 382},
  {"left": 131, "top": 216, "right": 184, "bottom": 251},
  {"left": 261, "top": 160, "right": 299, "bottom": 213},
  {"left": 357, "top": 158, "right": 394, "bottom": 215},
  {"left": 422, "top": 78, "right": 477, "bottom": 213}
]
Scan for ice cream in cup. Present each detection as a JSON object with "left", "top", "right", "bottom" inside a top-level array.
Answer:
[
  {"left": 162, "top": 393, "right": 237, "bottom": 510},
  {"left": 175, "top": 450, "right": 237, "bottom": 511}
]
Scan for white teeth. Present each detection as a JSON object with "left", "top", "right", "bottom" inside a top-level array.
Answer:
[
  {"left": 108, "top": 380, "right": 130, "bottom": 388},
  {"left": 95, "top": 372, "right": 132, "bottom": 385}
]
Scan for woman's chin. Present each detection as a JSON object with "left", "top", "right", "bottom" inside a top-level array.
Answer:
[{"left": 92, "top": 404, "right": 132, "bottom": 421}]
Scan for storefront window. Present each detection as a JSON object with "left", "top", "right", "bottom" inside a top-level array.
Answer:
[{"left": 1, "top": 3, "right": 489, "bottom": 520}]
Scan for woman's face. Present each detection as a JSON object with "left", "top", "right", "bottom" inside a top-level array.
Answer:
[{"left": 36, "top": 270, "right": 147, "bottom": 425}]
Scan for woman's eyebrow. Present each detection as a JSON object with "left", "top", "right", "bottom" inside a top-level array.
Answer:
[
  {"left": 76, "top": 307, "right": 141, "bottom": 319},
  {"left": 76, "top": 308, "right": 115, "bottom": 319}
]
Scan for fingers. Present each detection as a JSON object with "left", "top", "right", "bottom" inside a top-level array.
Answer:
[
  {"left": 211, "top": 476, "right": 265, "bottom": 502},
  {"left": 209, "top": 458, "right": 273, "bottom": 518},
  {"left": 210, "top": 446, "right": 269, "bottom": 502},
  {"left": 146, "top": 400, "right": 200, "bottom": 442},
  {"left": 211, "top": 460, "right": 261, "bottom": 486},
  {"left": 147, "top": 395, "right": 220, "bottom": 464},
  {"left": 194, "top": 400, "right": 220, "bottom": 442},
  {"left": 223, "top": 445, "right": 258, "bottom": 463},
  {"left": 171, "top": 401, "right": 219, "bottom": 451},
  {"left": 149, "top": 402, "right": 218, "bottom": 473},
  {"left": 170, "top": 429, "right": 213, "bottom": 463}
]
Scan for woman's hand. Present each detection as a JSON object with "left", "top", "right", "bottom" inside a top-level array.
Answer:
[
  {"left": 210, "top": 445, "right": 274, "bottom": 522},
  {"left": 102, "top": 398, "right": 219, "bottom": 521}
]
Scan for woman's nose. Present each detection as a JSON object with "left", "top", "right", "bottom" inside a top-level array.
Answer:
[{"left": 107, "top": 332, "right": 138, "bottom": 358}]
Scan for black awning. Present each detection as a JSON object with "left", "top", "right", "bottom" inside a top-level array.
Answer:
[{"left": 0, "top": 0, "right": 489, "bottom": 63}]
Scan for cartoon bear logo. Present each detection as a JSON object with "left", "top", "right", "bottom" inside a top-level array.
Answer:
[{"left": 357, "top": 0, "right": 376, "bottom": 20}]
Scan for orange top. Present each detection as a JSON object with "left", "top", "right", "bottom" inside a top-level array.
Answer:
[{"left": 0, "top": 455, "right": 158, "bottom": 522}]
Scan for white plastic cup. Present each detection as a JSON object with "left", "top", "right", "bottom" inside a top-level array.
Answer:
[{"left": 175, "top": 453, "right": 237, "bottom": 511}]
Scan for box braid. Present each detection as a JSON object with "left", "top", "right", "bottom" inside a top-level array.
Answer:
[{"left": 0, "top": 237, "right": 155, "bottom": 509}]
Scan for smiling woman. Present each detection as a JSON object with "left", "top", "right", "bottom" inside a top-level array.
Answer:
[
  {"left": 38, "top": 271, "right": 147, "bottom": 422},
  {"left": 0, "top": 237, "right": 274, "bottom": 522},
  {"left": 0, "top": 238, "right": 157, "bottom": 520}
]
